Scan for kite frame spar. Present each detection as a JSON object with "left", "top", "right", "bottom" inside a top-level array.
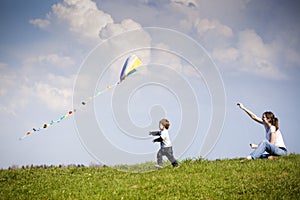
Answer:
[{"left": 20, "top": 55, "right": 143, "bottom": 140}]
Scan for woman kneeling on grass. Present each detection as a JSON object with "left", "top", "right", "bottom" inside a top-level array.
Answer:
[{"left": 237, "top": 103, "right": 288, "bottom": 160}]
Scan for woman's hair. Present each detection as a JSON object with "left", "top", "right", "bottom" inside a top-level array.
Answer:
[
  {"left": 160, "top": 118, "right": 170, "bottom": 130},
  {"left": 263, "top": 111, "right": 279, "bottom": 130}
]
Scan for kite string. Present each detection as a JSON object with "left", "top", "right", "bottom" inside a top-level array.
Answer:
[{"left": 19, "top": 82, "right": 119, "bottom": 140}]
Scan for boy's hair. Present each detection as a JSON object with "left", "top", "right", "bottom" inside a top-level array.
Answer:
[{"left": 160, "top": 118, "right": 170, "bottom": 129}]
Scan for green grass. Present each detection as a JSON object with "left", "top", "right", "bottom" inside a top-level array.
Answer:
[{"left": 1, "top": 154, "right": 299, "bottom": 199}]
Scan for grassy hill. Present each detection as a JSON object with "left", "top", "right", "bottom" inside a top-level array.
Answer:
[{"left": 0, "top": 154, "right": 299, "bottom": 199}]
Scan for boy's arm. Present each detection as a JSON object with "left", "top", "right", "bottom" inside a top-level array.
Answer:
[
  {"left": 149, "top": 131, "right": 161, "bottom": 136},
  {"left": 153, "top": 137, "right": 163, "bottom": 143}
]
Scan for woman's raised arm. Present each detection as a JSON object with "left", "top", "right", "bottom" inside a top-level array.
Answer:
[{"left": 237, "top": 103, "right": 263, "bottom": 124}]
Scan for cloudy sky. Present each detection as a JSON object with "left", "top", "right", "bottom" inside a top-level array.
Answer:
[{"left": 1, "top": 0, "right": 299, "bottom": 168}]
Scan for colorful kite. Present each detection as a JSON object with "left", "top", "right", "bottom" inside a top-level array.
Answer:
[
  {"left": 20, "top": 55, "right": 143, "bottom": 140},
  {"left": 119, "top": 55, "right": 142, "bottom": 82}
]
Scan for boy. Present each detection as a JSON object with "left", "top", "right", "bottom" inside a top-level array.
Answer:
[{"left": 149, "top": 118, "right": 179, "bottom": 168}]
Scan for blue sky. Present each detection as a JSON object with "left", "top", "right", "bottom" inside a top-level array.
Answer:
[{"left": 0, "top": 0, "right": 299, "bottom": 169}]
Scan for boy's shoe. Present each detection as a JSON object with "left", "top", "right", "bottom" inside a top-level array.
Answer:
[
  {"left": 172, "top": 161, "right": 179, "bottom": 168},
  {"left": 155, "top": 164, "right": 163, "bottom": 169}
]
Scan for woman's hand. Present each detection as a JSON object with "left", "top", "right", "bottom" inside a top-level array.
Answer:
[{"left": 237, "top": 103, "right": 245, "bottom": 110}]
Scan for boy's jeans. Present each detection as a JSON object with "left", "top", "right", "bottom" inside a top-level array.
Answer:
[{"left": 157, "top": 147, "right": 178, "bottom": 167}]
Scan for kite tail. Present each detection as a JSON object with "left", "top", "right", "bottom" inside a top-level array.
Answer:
[
  {"left": 20, "top": 82, "right": 119, "bottom": 140},
  {"left": 80, "top": 82, "right": 119, "bottom": 106},
  {"left": 21, "top": 55, "right": 142, "bottom": 140},
  {"left": 20, "top": 108, "right": 77, "bottom": 140}
]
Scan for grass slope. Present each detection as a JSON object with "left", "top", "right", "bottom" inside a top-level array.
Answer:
[{"left": 0, "top": 154, "right": 299, "bottom": 199}]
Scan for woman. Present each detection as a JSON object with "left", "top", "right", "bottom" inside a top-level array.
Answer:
[{"left": 237, "top": 103, "right": 288, "bottom": 160}]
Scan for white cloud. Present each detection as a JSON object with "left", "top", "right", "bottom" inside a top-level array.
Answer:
[
  {"left": 149, "top": 43, "right": 202, "bottom": 79},
  {"left": 2, "top": 84, "right": 73, "bottom": 116},
  {"left": 2, "top": 74, "right": 75, "bottom": 114},
  {"left": 0, "top": 56, "right": 77, "bottom": 115},
  {"left": 152, "top": 43, "right": 183, "bottom": 68},
  {"left": 172, "top": 1, "right": 292, "bottom": 79},
  {"left": 53, "top": 0, "right": 113, "bottom": 39},
  {"left": 29, "top": 0, "right": 149, "bottom": 47},
  {"left": 99, "top": 19, "right": 142, "bottom": 40},
  {"left": 171, "top": 0, "right": 199, "bottom": 8},
  {"left": 0, "top": 62, "right": 9, "bottom": 71},
  {"left": 285, "top": 49, "right": 300, "bottom": 66},
  {"left": 179, "top": 16, "right": 234, "bottom": 51},
  {"left": 0, "top": 64, "right": 30, "bottom": 115},
  {"left": 30, "top": 0, "right": 113, "bottom": 43},
  {"left": 29, "top": 18, "right": 51, "bottom": 29},
  {"left": 33, "top": 79, "right": 73, "bottom": 112},
  {"left": 212, "top": 48, "right": 239, "bottom": 64},
  {"left": 177, "top": 9, "right": 288, "bottom": 80},
  {"left": 194, "top": 18, "right": 233, "bottom": 38},
  {"left": 0, "top": 62, "right": 9, "bottom": 67},
  {"left": 24, "top": 54, "right": 75, "bottom": 70},
  {"left": 0, "top": 63, "right": 15, "bottom": 97},
  {"left": 179, "top": 19, "right": 193, "bottom": 31},
  {"left": 213, "top": 29, "right": 286, "bottom": 79},
  {"left": 236, "top": 29, "right": 285, "bottom": 79},
  {"left": 238, "top": 30, "right": 271, "bottom": 59}
]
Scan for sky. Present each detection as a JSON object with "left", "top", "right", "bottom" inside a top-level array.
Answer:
[{"left": 0, "top": 0, "right": 299, "bottom": 169}]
